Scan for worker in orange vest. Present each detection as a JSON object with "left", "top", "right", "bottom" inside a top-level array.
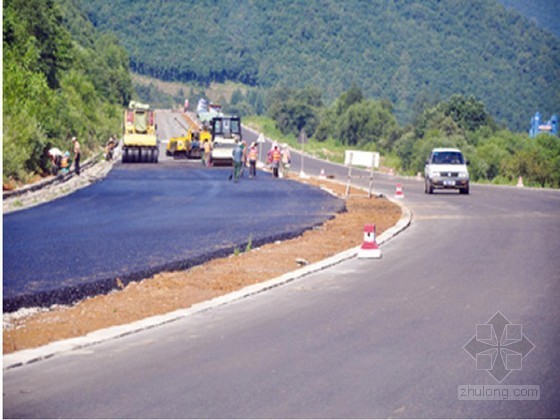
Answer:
[
  {"left": 271, "top": 144, "right": 281, "bottom": 178},
  {"left": 248, "top": 142, "right": 258, "bottom": 178}
]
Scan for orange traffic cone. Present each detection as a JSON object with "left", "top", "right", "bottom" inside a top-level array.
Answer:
[
  {"left": 517, "top": 176, "right": 524, "bottom": 188},
  {"left": 358, "top": 224, "right": 381, "bottom": 259}
]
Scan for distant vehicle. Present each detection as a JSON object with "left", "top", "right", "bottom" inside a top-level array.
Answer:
[{"left": 424, "top": 148, "right": 469, "bottom": 194}]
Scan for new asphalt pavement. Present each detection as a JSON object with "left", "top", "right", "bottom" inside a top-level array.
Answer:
[{"left": 3, "top": 147, "right": 344, "bottom": 312}]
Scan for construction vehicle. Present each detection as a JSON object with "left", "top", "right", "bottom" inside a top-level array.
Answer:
[
  {"left": 166, "top": 115, "right": 212, "bottom": 159},
  {"left": 166, "top": 134, "right": 190, "bottom": 157},
  {"left": 210, "top": 115, "right": 242, "bottom": 165},
  {"left": 180, "top": 98, "right": 241, "bottom": 165},
  {"left": 122, "top": 101, "right": 159, "bottom": 163}
]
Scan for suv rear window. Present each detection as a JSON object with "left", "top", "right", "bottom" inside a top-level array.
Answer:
[{"left": 431, "top": 151, "right": 464, "bottom": 165}]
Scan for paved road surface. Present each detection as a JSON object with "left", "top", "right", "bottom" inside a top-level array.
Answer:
[
  {"left": 2, "top": 113, "right": 343, "bottom": 312},
  {"left": 4, "top": 121, "right": 560, "bottom": 418}
]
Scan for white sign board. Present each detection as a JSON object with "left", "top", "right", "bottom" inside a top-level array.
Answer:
[
  {"left": 256, "top": 133, "right": 266, "bottom": 144},
  {"left": 344, "top": 150, "right": 380, "bottom": 168}
]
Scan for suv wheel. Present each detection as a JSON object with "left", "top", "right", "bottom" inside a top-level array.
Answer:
[{"left": 425, "top": 179, "right": 434, "bottom": 194}]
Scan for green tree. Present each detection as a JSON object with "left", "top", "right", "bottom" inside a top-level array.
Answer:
[
  {"left": 3, "top": 0, "right": 132, "bottom": 182},
  {"left": 439, "top": 94, "right": 494, "bottom": 134},
  {"left": 336, "top": 99, "right": 397, "bottom": 148},
  {"left": 268, "top": 100, "right": 319, "bottom": 137}
]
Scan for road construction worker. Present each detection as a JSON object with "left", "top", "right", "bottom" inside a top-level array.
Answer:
[
  {"left": 271, "top": 144, "right": 281, "bottom": 178},
  {"left": 202, "top": 140, "right": 212, "bottom": 166},
  {"left": 105, "top": 136, "right": 116, "bottom": 161},
  {"left": 281, "top": 144, "right": 291, "bottom": 178},
  {"left": 248, "top": 142, "right": 258, "bottom": 178},
  {"left": 48, "top": 147, "right": 63, "bottom": 175},
  {"left": 231, "top": 141, "right": 243, "bottom": 183},
  {"left": 60, "top": 151, "right": 70, "bottom": 175},
  {"left": 72, "top": 137, "right": 81, "bottom": 175}
]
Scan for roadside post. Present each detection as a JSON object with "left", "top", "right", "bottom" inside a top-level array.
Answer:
[
  {"left": 344, "top": 150, "right": 380, "bottom": 198},
  {"left": 357, "top": 223, "right": 381, "bottom": 259},
  {"left": 298, "top": 128, "right": 308, "bottom": 178},
  {"left": 256, "top": 132, "right": 266, "bottom": 164}
]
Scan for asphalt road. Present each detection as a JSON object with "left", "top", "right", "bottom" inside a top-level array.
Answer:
[
  {"left": 2, "top": 112, "right": 344, "bottom": 312},
  {"left": 4, "top": 121, "right": 560, "bottom": 418}
]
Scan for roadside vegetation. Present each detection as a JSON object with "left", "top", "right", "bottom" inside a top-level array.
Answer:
[
  {"left": 242, "top": 86, "right": 560, "bottom": 188},
  {"left": 3, "top": 0, "right": 133, "bottom": 184}
]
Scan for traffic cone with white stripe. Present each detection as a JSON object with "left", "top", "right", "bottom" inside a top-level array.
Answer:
[
  {"left": 395, "top": 183, "right": 404, "bottom": 199},
  {"left": 319, "top": 169, "right": 326, "bottom": 179},
  {"left": 358, "top": 224, "right": 381, "bottom": 259}
]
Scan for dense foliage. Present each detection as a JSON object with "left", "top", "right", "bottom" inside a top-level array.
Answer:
[
  {"left": 498, "top": 0, "right": 560, "bottom": 38},
  {"left": 258, "top": 86, "right": 560, "bottom": 188},
  {"left": 80, "top": 0, "right": 560, "bottom": 131},
  {"left": 3, "top": 0, "right": 133, "bottom": 182}
]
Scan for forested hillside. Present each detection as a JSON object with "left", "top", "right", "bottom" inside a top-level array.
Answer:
[
  {"left": 80, "top": 0, "right": 560, "bottom": 131},
  {"left": 3, "top": 0, "right": 133, "bottom": 183},
  {"left": 498, "top": 0, "right": 560, "bottom": 38}
]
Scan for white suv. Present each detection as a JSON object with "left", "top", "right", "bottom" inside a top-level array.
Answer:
[{"left": 424, "top": 148, "right": 470, "bottom": 194}]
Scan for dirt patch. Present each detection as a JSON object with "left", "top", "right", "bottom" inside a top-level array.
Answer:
[{"left": 3, "top": 179, "right": 401, "bottom": 354}]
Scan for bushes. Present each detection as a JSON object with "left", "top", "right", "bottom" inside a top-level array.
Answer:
[
  {"left": 263, "top": 86, "right": 560, "bottom": 188},
  {"left": 3, "top": 0, "right": 132, "bottom": 183}
]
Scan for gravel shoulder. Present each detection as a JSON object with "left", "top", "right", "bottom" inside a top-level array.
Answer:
[
  {"left": 3, "top": 162, "right": 402, "bottom": 354},
  {"left": 3, "top": 155, "right": 117, "bottom": 214}
]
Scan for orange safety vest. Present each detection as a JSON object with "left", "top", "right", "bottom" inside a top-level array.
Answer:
[
  {"left": 272, "top": 148, "right": 281, "bottom": 162},
  {"left": 248, "top": 147, "right": 258, "bottom": 161}
]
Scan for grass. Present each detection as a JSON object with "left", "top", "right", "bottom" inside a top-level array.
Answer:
[
  {"left": 132, "top": 73, "right": 247, "bottom": 105},
  {"left": 244, "top": 116, "right": 402, "bottom": 171},
  {"left": 233, "top": 234, "right": 254, "bottom": 257},
  {"left": 245, "top": 234, "right": 253, "bottom": 253},
  {"left": 244, "top": 116, "right": 347, "bottom": 164}
]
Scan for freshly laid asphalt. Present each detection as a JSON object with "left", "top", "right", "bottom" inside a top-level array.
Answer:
[{"left": 3, "top": 162, "right": 344, "bottom": 312}]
